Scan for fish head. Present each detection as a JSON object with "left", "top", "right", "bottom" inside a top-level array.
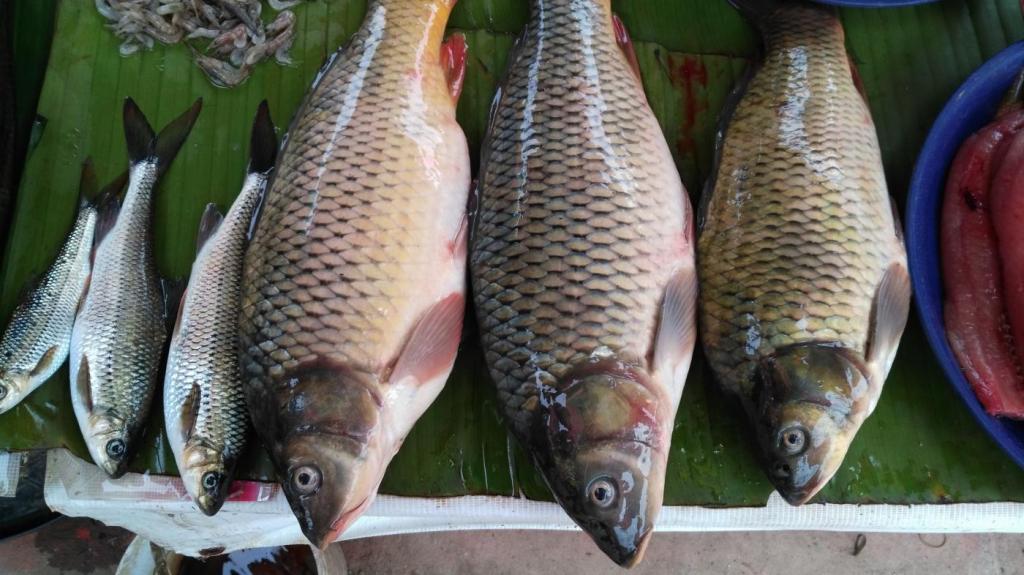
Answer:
[
  {"left": 0, "top": 370, "right": 30, "bottom": 414},
  {"left": 83, "top": 411, "right": 133, "bottom": 478},
  {"left": 268, "top": 363, "right": 382, "bottom": 549},
  {"left": 754, "top": 342, "right": 871, "bottom": 505},
  {"left": 534, "top": 359, "right": 668, "bottom": 567},
  {"left": 278, "top": 434, "right": 377, "bottom": 549},
  {"left": 181, "top": 438, "right": 233, "bottom": 516}
]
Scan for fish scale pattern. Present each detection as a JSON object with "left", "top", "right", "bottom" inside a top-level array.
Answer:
[
  {"left": 698, "top": 5, "right": 901, "bottom": 398},
  {"left": 165, "top": 180, "right": 264, "bottom": 473},
  {"left": 0, "top": 205, "right": 95, "bottom": 402},
  {"left": 241, "top": 0, "right": 460, "bottom": 388},
  {"left": 470, "top": 0, "right": 689, "bottom": 439},
  {"left": 72, "top": 163, "right": 166, "bottom": 456}
]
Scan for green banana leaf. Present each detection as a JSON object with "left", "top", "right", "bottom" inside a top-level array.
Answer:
[{"left": 2, "top": 0, "right": 1024, "bottom": 507}]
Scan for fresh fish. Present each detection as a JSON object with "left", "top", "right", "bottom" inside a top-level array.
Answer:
[
  {"left": 469, "top": 1, "right": 696, "bottom": 567},
  {"left": 239, "top": 0, "right": 469, "bottom": 547},
  {"left": 164, "top": 102, "right": 276, "bottom": 515},
  {"left": 0, "top": 162, "right": 122, "bottom": 415},
  {"left": 70, "top": 98, "right": 202, "bottom": 478},
  {"left": 698, "top": 0, "right": 910, "bottom": 505}
]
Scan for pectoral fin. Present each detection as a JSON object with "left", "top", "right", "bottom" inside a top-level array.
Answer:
[
  {"left": 180, "top": 383, "right": 201, "bottom": 443},
  {"left": 651, "top": 265, "right": 698, "bottom": 406},
  {"left": 28, "top": 346, "right": 62, "bottom": 380},
  {"left": 389, "top": 293, "right": 465, "bottom": 386},
  {"left": 865, "top": 262, "right": 912, "bottom": 384},
  {"left": 75, "top": 355, "right": 93, "bottom": 412}
]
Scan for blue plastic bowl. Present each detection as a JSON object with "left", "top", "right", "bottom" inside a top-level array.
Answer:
[{"left": 907, "top": 41, "right": 1024, "bottom": 470}]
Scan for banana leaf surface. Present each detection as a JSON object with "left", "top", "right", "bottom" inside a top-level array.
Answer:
[{"left": 2, "top": 0, "right": 1024, "bottom": 507}]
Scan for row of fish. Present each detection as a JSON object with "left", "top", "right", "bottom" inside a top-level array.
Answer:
[{"left": 0, "top": 0, "right": 909, "bottom": 567}]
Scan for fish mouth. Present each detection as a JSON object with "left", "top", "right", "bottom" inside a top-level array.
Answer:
[
  {"left": 599, "top": 529, "right": 652, "bottom": 569},
  {"left": 196, "top": 494, "right": 223, "bottom": 516},
  {"left": 306, "top": 520, "right": 346, "bottom": 550},
  {"left": 777, "top": 488, "right": 812, "bottom": 506},
  {"left": 302, "top": 494, "right": 374, "bottom": 549},
  {"left": 98, "top": 458, "right": 128, "bottom": 479}
]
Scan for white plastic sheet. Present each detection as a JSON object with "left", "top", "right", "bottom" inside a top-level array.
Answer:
[
  {"left": 43, "top": 449, "right": 1024, "bottom": 558},
  {"left": 0, "top": 451, "right": 22, "bottom": 497}
]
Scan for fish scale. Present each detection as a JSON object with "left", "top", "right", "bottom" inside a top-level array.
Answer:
[
  {"left": 163, "top": 140, "right": 269, "bottom": 514},
  {"left": 243, "top": 2, "right": 461, "bottom": 378},
  {"left": 70, "top": 98, "right": 200, "bottom": 478},
  {"left": 472, "top": 0, "right": 686, "bottom": 445},
  {"left": 240, "top": 0, "right": 469, "bottom": 548},
  {"left": 0, "top": 202, "right": 96, "bottom": 413},
  {"left": 699, "top": 3, "right": 897, "bottom": 396},
  {"left": 470, "top": 0, "right": 695, "bottom": 566},
  {"left": 74, "top": 167, "right": 165, "bottom": 417},
  {"left": 698, "top": 0, "right": 909, "bottom": 507}
]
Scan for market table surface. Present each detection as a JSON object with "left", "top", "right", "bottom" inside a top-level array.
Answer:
[{"left": 2, "top": 0, "right": 1024, "bottom": 509}]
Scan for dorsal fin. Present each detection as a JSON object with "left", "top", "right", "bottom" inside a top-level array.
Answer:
[
  {"left": 440, "top": 33, "right": 468, "bottom": 103},
  {"left": 91, "top": 171, "right": 128, "bottom": 258},
  {"left": 161, "top": 277, "right": 187, "bottom": 326},
  {"left": 612, "top": 14, "right": 642, "bottom": 82},
  {"left": 77, "top": 158, "right": 98, "bottom": 209},
  {"left": 196, "top": 203, "right": 223, "bottom": 253}
]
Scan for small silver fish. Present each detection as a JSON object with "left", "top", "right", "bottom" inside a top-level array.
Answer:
[
  {"left": 164, "top": 102, "right": 276, "bottom": 515},
  {"left": 70, "top": 98, "right": 201, "bottom": 478},
  {"left": 0, "top": 162, "right": 122, "bottom": 414}
]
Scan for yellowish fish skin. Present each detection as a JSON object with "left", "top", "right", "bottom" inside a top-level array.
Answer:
[
  {"left": 470, "top": 0, "right": 697, "bottom": 567},
  {"left": 240, "top": 0, "right": 469, "bottom": 548},
  {"left": 699, "top": 0, "right": 909, "bottom": 506}
]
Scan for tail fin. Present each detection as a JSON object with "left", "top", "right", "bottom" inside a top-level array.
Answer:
[
  {"left": 248, "top": 100, "right": 277, "bottom": 176},
  {"left": 123, "top": 98, "right": 156, "bottom": 166},
  {"left": 123, "top": 98, "right": 203, "bottom": 176}
]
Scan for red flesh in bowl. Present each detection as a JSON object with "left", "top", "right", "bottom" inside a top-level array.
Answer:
[{"left": 942, "top": 109, "right": 1024, "bottom": 418}]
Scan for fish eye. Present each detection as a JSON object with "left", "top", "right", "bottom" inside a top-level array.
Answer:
[
  {"left": 778, "top": 427, "right": 808, "bottom": 456},
  {"left": 202, "top": 472, "right": 224, "bottom": 493},
  {"left": 0, "top": 384, "right": 7, "bottom": 400},
  {"left": 291, "top": 465, "right": 322, "bottom": 496},
  {"left": 106, "top": 439, "right": 126, "bottom": 460},
  {"left": 587, "top": 477, "right": 618, "bottom": 509}
]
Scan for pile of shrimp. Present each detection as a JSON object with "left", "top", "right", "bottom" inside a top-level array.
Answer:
[{"left": 94, "top": 0, "right": 298, "bottom": 88}]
